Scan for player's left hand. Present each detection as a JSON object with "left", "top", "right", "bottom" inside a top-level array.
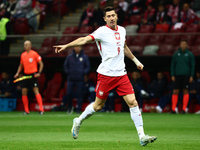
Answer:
[
  {"left": 34, "top": 73, "right": 40, "bottom": 78},
  {"left": 137, "top": 64, "right": 144, "bottom": 71},
  {"left": 53, "top": 45, "right": 67, "bottom": 53}
]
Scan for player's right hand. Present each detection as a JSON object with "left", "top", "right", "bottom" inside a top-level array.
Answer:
[
  {"left": 53, "top": 45, "right": 67, "bottom": 53},
  {"left": 137, "top": 64, "right": 144, "bottom": 71}
]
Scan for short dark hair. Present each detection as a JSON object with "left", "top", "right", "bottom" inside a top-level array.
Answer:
[
  {"left": 103, "top": 6, "right": 115, "bottom": 17},
  {"left": 180, "top": 39, "right": 188, "bottom": 43}
]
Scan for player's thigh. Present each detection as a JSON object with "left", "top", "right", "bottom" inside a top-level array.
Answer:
[
  {"left": 32, "top": 87, "right": 40, "bottom": 95},
  {"left": 93, "top": 96, "right": 107, "bottom": 111},
  {"left": 122, "top": 94, "right": 138, "bottom": 108},
  {"left": 22, "top": 88, "right": 28, "bottom": 95}
]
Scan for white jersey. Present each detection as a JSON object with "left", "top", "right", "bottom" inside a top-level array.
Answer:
[{"left": 89, "top": 25, "right": 127, "bottom": 76}]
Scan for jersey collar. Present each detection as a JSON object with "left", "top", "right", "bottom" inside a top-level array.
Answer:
[{"left": 106, "top": 25, "right": 118, "bottom": 31}]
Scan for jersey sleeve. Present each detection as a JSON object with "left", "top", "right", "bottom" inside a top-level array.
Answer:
[
  {"left": 89, "top": 27, "right": 102, "bottom": 42},
  {"left": 35, "top": 52, "right": 42, "bottom": 62}
]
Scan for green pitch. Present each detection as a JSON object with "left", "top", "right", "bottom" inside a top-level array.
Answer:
[{"left": 0, "top": 112, "right": 200, "bottom": 150}]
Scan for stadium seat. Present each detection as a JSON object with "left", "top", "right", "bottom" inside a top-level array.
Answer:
[
  {"left": 138, "top": 25, "right": 154, "bottom": 33},
  {"left": 38, "top": 73, "right": 46, "bottom": 95},
  {"left": 180, "top": 34, "right": 197, "bottom": 45},
  {"left": 83, "top": 44, "right": 99, "bottom": 57},
  {"left": 130, "top": 15, "right": 141, "bottom": 24},
  {"left": 57, "top": 36, "right": 75, "bottom": 45},
  {"left": 140, "top": 71, "right": 151, "bottom": 86},
  {"left": 12, "top": 18, "right": 30, "bottom": 34},
  {"left": 194, "top": 35, "right": 200, "bottom": 45},
  {"left": 125, "top": 24, "right": 138, "bottom": 36},
  {"left": 170, "top": 23, "right": 186, "bottom": 33},
  {"left": 163, "top": 33, "right": 181, "bottom": 46},
  {"left": 78, "top": 26, "right": 94, "bottom": 34},
  {"left": 157, "top": 45, "right": 175, "bottom": 55},
  {"left": 185, "top": 24, "right": 200, "bottom": 33},
  {"left": 63, "top": 26, "right": 78, "bottom": 34},
  {"left": 132, "top": 35, "right": 149, "bottom": 46},
  {"left": 37, "top": 46, "right": 53, "bottom": 56},
  {"left": 126, "top": 35, "right": 134, "bottom": 46},
  {"left": 51, "top": 0, "right": 68, "bottom": 16},
  {"left": 128, "top": 45, "right": 143, "bottom": 55},
  {"left": 163, "top": 71, "right": 171, "bottom": 83},
  {"left": 146, "top": 35, "right": 165, "bottom": 45},
  {"left": 43, "top": 72, "right": 63, "bottom": 102},
  {"left": 88, "top": 72, "right": 97, "bottom": 84},
  {"left": 143, "top": 45, "right": 159, "bottom": 55},
  {"left": 154, "top": 24, "right": 170, "bottom": 33},
  {"left": 41, "top": 37, "right": 57, "bottom": 47},
  {"left": 190, "top": 45, "right": 200, "bottom": 56}
]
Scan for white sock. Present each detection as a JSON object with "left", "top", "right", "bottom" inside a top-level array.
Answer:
[
  {"left": 130, "top": 106, "right": 145, "bottom": 140},
  {"left": 156, "top": 106, "right": 162, "bottom": 113},
  {"left": 76, "top": 102, "right": 95, "bottom": 124}
]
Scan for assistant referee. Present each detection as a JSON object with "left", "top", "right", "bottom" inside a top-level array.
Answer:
[{"left": 14, "top": 40, "right": 44, "bottom": 115}]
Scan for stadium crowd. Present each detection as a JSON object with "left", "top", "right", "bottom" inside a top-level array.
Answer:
[{"left": 79, "top": 0, "right": 200, "bottom": 27}]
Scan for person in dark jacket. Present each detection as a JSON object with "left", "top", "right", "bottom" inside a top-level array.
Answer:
[
  {"left": 0, "top": 71, "right": 14, "bottom": 97},
  {"left": 79, "top": 2, "right": 96, "bottom": 28},
  {"left": 140, "top": 71, "right": 167, "bottom": 112},
  {"left": 171, "top": 39, "right": 195, "bottom": 114},
  {"left": 63, "top": 46, "right": 90, "bottom": 113}
]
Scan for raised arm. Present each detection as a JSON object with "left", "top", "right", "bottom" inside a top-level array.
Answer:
[
  {"left": 124, "top": 43, "right": 144, "bottom": 71},
  {"left": 54, "top": 35, "right": 93, "bottom": 53}
]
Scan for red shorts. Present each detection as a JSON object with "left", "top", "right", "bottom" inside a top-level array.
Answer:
[{"left": 95, "top": 73, "right": 134, "bottom": 99}]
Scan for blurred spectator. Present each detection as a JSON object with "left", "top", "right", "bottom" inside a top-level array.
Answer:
[
  {"left": 94, "top": 0, "right": 106, "bottom": 27},
  {"left": 130, "top": 71, "right": 148, "bottom": 111},
  {"left": 180, "top": 3, "right": 199, "bottom": 25},
  {"left": 4, "top": 0, "right": 17, "bottom": 18},
  {"left": 128, "top": 0, "right": 146, "bottom": 16},
  {"left": 142, "top": 2, "right": 155, "bottom": 25},
  {"left": 119, "top": 0, "right": 129, "bottom": 13},
  {"left": 153, "top": 82, "right": 174, "bottom": 113},
  {"left": 13, "top": 0, "right": 38, "bottom": 32},
  {"left": 79, "top": 2, "right": 96, "bottom": 28},
  {"left": 62, "top": 46, "right": 90, "bottom": 114},
  {"left": 113, "top": 0, "right": 125, "bottom": 25},
  {"left": 13, "top": 0, "right": 32, "bottom": 19},
  {"left": 0, "top": 71, "right": 14, "bottom": 97},
  {"left": 154, "top": 3, "right": 171, "bottom": 24},
  {"left": 0, "top": 0, "right": 6, "bottom": 18},
  {"left": 192, "top": 0, "right": 200, "bottom": 13},
  {"left": 0, "top": 13, "right": 11, "bottom": 56},
  {"left": 167, "top": 0, "right": 181, "bottom": 24},
  {"left": 140, "top": 71, "right": 167, "bottom": 112},
  {"left": 171, "top": 40, "right": 195, "bottom": 114}
]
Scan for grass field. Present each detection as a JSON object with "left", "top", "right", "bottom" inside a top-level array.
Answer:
[{"left": 0, "top": 112, "right": 200, "bottom": 150}]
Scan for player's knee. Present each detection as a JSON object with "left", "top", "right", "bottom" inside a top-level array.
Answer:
[
  {"left": 93, "top": 105, "right": 103, "bottom": 111},
  {"left": 127, "top": 99, "right": 138, "bottom": 108}
]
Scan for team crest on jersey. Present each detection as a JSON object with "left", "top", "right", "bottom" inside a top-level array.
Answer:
[
  {"left": 29, "top": 58, "right": 33, "bottom": 63},
  {"left": 115, "top": 32, "right": 120, "bottom": 40},
  {"left": 79, "top": 57, "right": 83, "bottom": 62},
  {"left": 99, "top": 91, "right": 104, "bottom": 96}
]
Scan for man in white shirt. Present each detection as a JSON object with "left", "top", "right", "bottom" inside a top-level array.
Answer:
[{"left": 54, "top": 6, "right": 157, "bottom": 146}]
